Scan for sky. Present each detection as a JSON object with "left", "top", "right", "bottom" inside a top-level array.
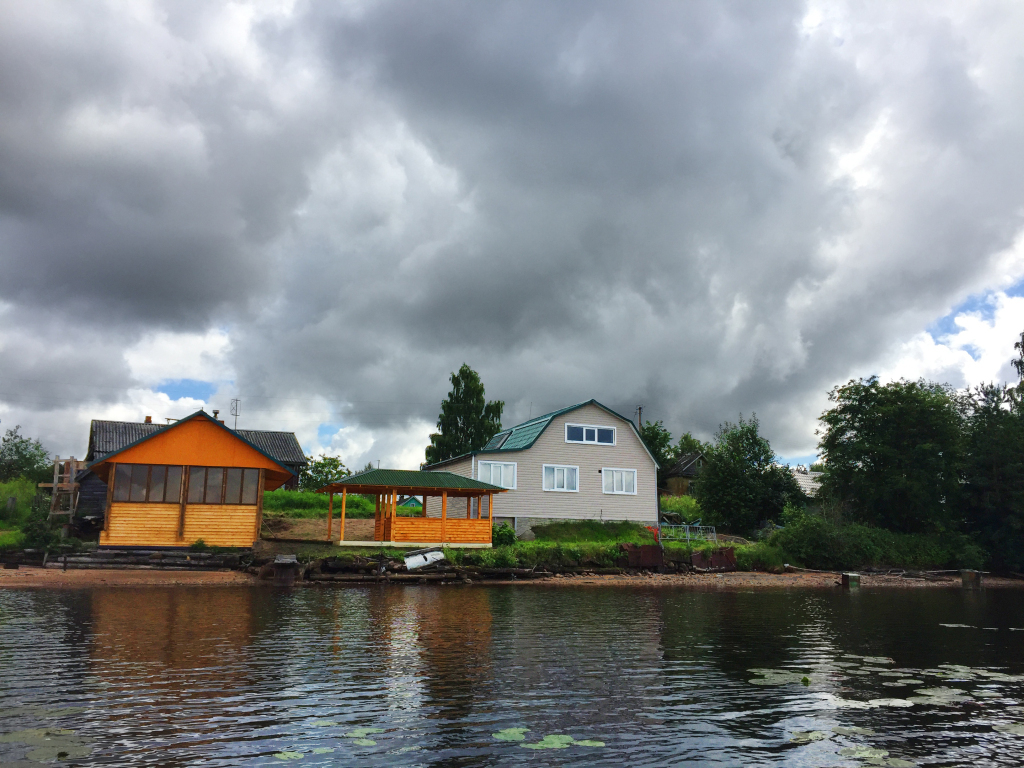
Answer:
[{"left": 2, "top": 0, "right": 1024, "bottom": 470}]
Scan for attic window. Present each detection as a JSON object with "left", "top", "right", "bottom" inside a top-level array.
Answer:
[{"left": 565, "top": 424, "right": 615, "bottom": 445}]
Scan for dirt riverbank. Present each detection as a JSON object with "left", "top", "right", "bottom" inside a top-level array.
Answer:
[{"left": 2, "top": 566, "right": 1022, "bottom": 590}]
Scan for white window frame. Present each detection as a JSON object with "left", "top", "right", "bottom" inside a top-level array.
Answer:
[
  {"left": 478, "top": 460, "right": 517, "bottom": 490},
  {"left": 542, "top": 464, "right": 580, "bottom": 493},
  {"left": 602, "top": 467, "right": 637, "bottom": 495},
  {"left": 564, "top": 423, "right": 616, "bottom": 445}
]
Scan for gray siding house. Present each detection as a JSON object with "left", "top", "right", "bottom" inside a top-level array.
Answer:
[{"left": 423, "top": 400, "right": 659, "bottom": 537}]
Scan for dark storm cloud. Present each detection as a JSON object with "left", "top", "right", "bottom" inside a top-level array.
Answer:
[{"left": 2, "top": 1, "right": 1024, "bottom": 459}]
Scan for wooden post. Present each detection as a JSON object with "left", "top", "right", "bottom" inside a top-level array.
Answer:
[
  {"left": 339, "top": 488, "right": 347, "bottom": 543},
  {"left": 326, "top": 492, "right": 333, "bottom": 541},
  {"left": 467, "top": 495, "right": 472, "bottom": 519},
  {"left": 374, "top": 494, "right": 381, "bottom": 542},
  {"left": 488, "top": 493, "right": 493, "bottom": 520},
  {"left": 254, "top": 469, "right": 265, "bottom": 544},
  {"left": 441, "top": 491, "right": 447, "bottom": 544},
  {"left": 422, "top": 495, "right": 428, "bottom": 517},
  {"left": 103, "top": 463, "right": 116, "bottom": 534},
  {"left": 178, "top": 466, "right": 190, "bottom": 539}
]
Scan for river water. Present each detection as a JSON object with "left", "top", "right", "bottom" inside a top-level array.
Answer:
[{"left": 1, "top": 585, "right": 1023, "bottom": 767}]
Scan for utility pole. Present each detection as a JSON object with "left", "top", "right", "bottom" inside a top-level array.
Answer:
[
  {"left": 230, "top": 398, "right": 241, "bottom": 430},
  {"left": 636, "top": 405, "right": 643, "bottom": 430}
]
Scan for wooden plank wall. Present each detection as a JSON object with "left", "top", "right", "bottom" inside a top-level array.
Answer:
[
  {"left": 100, "top": 503, "right": 259, "bottom": 548},
  {"left": 391, "top": 517, "right": 491, "bottom": 544}
]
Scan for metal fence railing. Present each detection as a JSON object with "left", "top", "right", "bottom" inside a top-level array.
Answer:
[{"left": 658, "top": 524, "right": 717, "bottom": 544}]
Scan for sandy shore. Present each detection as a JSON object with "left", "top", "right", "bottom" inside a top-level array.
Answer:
[{"left": 2, "top": 566, "right": 1022, "bottom": 589}]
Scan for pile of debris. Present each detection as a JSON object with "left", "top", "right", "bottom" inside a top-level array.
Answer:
[{"left": 41, "top": 549, "right": 243, "bottom": 570}]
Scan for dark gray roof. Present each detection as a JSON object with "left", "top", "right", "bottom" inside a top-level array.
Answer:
[
  {"left": 665, "top": 452, "right": 704, "bottom": 478},
  {"left": 87, "top": 419, "right": 307, "bottom": 467}
]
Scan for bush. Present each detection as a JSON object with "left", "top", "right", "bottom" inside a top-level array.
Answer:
[
  {"left": 0, "top": 477, "right": 40, "bottom": 527},
  {"left": 493, "top": 522, "right": 517, "bottom": 547},
  {"left": 659, "top": 495, "right": 703, "bottom": 522},
  {"left": 770, "top": 509, "right": 985, "bottom": 570},
  {"left": 0, "top": 529, "right": 26, "bottom": 551}
]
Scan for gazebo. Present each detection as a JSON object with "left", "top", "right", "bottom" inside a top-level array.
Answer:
[{"left": 317, "top": 469, "right": 507, "bottom": 547}]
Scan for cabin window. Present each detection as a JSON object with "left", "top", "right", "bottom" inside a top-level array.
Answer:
[
  {"left": 542, "top": 464, "right": 578, "bottom": 492},
  {"left": 602, "top": 468, "right": 636, "bottom": 495},
  {"left": 112, "top": 464, "right": 183, "bottom": 503},
  {"left": 187, "top": 466, "right": 262, "bottom": 504},
  {"left": 478, "top": 461, "right": 516, "bottom": 489},
  {"left": 565, "top": 424, "right": 615, "bottom": 445}
]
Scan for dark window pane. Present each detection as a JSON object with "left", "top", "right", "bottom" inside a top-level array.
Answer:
[
  {"left": 597, "top": 428, "right": 614, "bottom": 444},
  {"left": 205, "top": 467, "right": 225, "bottom": 504},
  {"left": 188, "top": 467, "right": 206, "bottom": 503},
  {"left": 113, "top": 464, "right": 132, "bottom": 501},
  {"left": 566, "top": 425, "right": 584, "bottom": 442},
  {"left": 129, "top": 465, "right": 149, "bottom": 502},
  {"left": 241, "top": 469, "right": 260, "bottom": 505},
  {"left": 584, "top": 428, "right": 596, "bottom": 442},
  {"left": 165, "top": 467, "right": 183, "bottom": 503},
  {"left": 225, "top": 468, "right": 243, "bottom": 505},
  {"left": 150, "top": 466, "right": 167, "bottom": 503}
]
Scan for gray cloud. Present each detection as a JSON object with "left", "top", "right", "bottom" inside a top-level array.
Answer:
[{"left": 2, "top": 0, "right": 1024, "bottom": 462}]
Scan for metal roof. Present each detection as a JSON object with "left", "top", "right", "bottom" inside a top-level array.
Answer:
[
  {"left": 319, "top": 468, "right": 505, "bottom": 492},
  {"left": 665, "top": 452, "right": 704, "bottom": 479},
  {"left": 87, "top": 416, "right": 307, "bottom": 467},
  {"left": 426, "top": 399, "right": 659, "bottom": 469}
]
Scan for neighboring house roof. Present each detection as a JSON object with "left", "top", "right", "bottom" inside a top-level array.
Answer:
[
  {"left": 665, "top": 452, "right": 704, "bottom": 479},
  {"left": 791, "top": 468, "right": 823, "bottom": 497},
  {"left": 86, "top": 416, "right": 307, "bottom": 468},
  {"left": 318, "top": 468, "right": 505, "bottom": 493},
  {"left": 423, "top": 399, "right": 659, "bottom": 470}
]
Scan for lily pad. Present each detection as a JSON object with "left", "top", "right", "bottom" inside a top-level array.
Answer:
[
  {"left": 521, "top": 734, "right": 576, "bottom": 749},
  {"left": 392, "top": 745, "right": 421, "bottom": 753},
  {"left": 993, "top": 723, "right": 1024, "bottom": 736},
  {"left": 975, "top": 690, "right": 1002, "bottom": 698},
  {"left": 896, "top": 679, "right": 923, "bottom": 685},
  {"left": 939, "top": 623, "right": 973, "bottom": 628},
  {"left": 861, "top": 657, "right": 895, "bottom": 665},
  {"left": 344, "top": 728, "right": 385, "bottom": 738},
  {"left": 25, "top": 744, "right": 93, "bottom": 761},
  {"left": 273, "top": 752, "right": 303, "bottom": 760},
  {"left": 833, "top": 726, "right": 876, "bottom": 736},
  {"left": 351, "top": 738, "right": 377, "bottom": 747},
  {"left": 884, "top": 759, "right": 918, "bottom": 767},
  {"left": 867, "top": 698, "right": 915, "bottom": 708},
  {"left": 572, "top": 739, "right": 605, "bottom": 747},
  {"left": 840, "top": 746, "right": 889, "bottom": 759},
  {"left": 311, "top": 747, "right": 334, "bottom": 754},
  {"left": 748, "top": 669, "right": 810, "bottom": 686},
  {"left": 493, "top": 728, "right": 530, "bottom": 742},
  {"left": 311, "top": 720, "right": 337, "bottom": 727},
  {"left": 0, "top": 728, "right": 76, "bottom": 745},
  {"left": 789, "top": 730, "right": 828, "bottom": 743}
]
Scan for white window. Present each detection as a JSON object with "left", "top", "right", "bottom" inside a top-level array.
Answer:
[
  {"left": 602, "top": 468, "right": 636, "bottom": 495},
  {"left": 565, "top": 423, "right": 615, "bottom": 445},
  {"left": 478, "top": 461, "right": 516, "bottom": 489},
  {"left": 543, "top": 464, "right": 579, "bottom": 492}
]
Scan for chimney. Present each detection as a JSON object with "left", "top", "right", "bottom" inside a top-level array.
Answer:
[
  {"left": 144, "top": 416, "right": 152, "bottom": 424},
  {"left": 212, "top": 410, "right": 219, "bottom": 420}
]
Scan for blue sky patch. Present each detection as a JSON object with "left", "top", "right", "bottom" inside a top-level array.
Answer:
[{"left": 158, "top": 379, "right": 216, "bottom": 402}]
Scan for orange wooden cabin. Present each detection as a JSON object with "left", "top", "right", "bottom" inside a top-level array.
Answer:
[
  {"left": 87, "top": 411, "right": 295, "bottom": 548},
  {"left": 318, "top": 469, "right": 507, "bottom": 546}
]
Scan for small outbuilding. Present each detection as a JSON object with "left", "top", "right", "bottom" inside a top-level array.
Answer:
[
  {"left": 86, "top": 410, "right": 298, "bottom": 548},
  {"left": 318, "top": 469, "right": 506, "bottom": 546},
  {"left": 663, "top": 452, "right": 704, "bottom": 496}
]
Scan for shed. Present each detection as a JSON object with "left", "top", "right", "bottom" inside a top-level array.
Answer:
[
  {"left": 318, "top": 469, "right": 506, "bottom": 546},
  {"left": 87, "top": 410, "right": 296, "bottom": 548},
  {"left": 663, "top": 452, "right": 704, "bottom": 496}
]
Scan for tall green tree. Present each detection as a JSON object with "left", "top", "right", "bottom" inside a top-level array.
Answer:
[
  {"left": 674, "top": 431, "right": 710, "bottom": 458},
  {"left": 299, "top": 454, "right": 350, "bottom": 491},
  {"left": 0, "top": 426, "right": 51, "bottom": 483},
  {"left": 692, "top": 415, "right": 803, "bottom": 536},
  {"left": 960, "top": 383, "right": 1024, "bottom": 570},
  {"left": 639, "top": 420, "right": 673, "bottom": 481},
  {"left": 817, "top": 377, "right": 963, "bottom": 533},
  {"left": 425, "top": 364, "right": 504, "bottom": 465}
]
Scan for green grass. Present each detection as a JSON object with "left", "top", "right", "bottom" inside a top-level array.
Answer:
[
  {"left": 0, "top": 477, "right": 40, "bottom": 528},
  {"left": 659, "top": 494, "right": 703, "bottom": 522},
  {"left": 0, "top": 529, "right": 26, "bottom": 552},
  {"left": 530, "top": 520, "right": 658, "bottom": 543}
]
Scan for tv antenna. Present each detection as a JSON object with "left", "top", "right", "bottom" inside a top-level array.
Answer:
[{"left": 230, "top": 398, "right": 241, "bottom": 429}]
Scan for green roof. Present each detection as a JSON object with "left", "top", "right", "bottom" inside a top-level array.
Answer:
[
  {"left": 318, "top": 468, "right": 504, "bottom": 492},
  {"left": 424, "top": 399, "right": 659, "bottom": 469}
]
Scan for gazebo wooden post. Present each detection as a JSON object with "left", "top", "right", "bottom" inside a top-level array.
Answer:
[
  {"left": 467, "top": 495, "right": 472, "bottom": 519},
  {"left": 339, "top": 488, "right": 347, "bottom": 543},
  {"left": 422, "top": 495, "right": 428, "bottom": 517},
  {"left": 326, "top": 492, "right": 333, "bottom": 541},
  {"left": 441, "top": 491, "right": 447, "bottom": 543},
  {"left": 375, "top": 494, "right": 381, "bottom": 541},
  {"left": 488, "top": 493, "right": 493, "bottom": 520}
]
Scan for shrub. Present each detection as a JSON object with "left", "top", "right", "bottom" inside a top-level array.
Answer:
[
  {"left": 493, "top": 522, "right": 517, "bottom": 547},
  {"left": 530, "top": 520, "right": 656, "bottom": 543},
  {"left": 0, "top": 477, "right": 39, "bottom": 527},
  {"left": 659, "top": 495, "right": 703, "bottom": 522}
]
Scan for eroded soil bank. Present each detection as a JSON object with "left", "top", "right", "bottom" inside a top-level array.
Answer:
[{"left": 2, "top": 566, "right": 1022, "bottom": 589}]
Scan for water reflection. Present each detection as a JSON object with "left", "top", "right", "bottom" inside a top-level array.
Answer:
[{"left": 0, "top": 585, "right": 1021, "bottom": 766}]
